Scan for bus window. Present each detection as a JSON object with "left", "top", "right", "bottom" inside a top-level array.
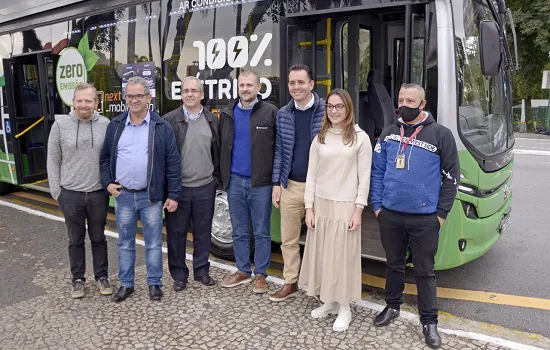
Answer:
[
  {"left": 342, "top": 24, "right": 371, "bottom": 92},
  {"left": 84, "top": 3, "right": 162, "bottom": 119},
  {"left": 392, "top": 15, "right": 425, "bottom": 105},
  {"left": 455, "top": 0, "right": 509, "bottom": 157},
  {"left": 163, "top": 1, "right": 280, "bottom": 110}
]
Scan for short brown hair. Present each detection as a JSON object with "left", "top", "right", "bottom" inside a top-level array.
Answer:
[
  {"left": 238, "top": 70, "right": 260, "bottom": 84},
  {"left": 73, "top": 82, "right": 98, "bottom": 102}
]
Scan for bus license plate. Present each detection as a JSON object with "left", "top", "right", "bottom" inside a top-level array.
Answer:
[{"left": 499, "top": 214, "right": 511, "bottom": 234}]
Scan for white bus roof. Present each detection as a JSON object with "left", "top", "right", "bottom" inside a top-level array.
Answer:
[{"left": 0, "top": 0, "right": 86, "bottom": 25}]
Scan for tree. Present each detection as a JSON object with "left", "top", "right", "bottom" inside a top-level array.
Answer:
[{"left": 506, "top": 0, "right": 550, "bottom": 130}]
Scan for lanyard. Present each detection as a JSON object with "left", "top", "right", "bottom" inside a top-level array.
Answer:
[
  {"left": 399, "top": 125, "right": 423, "bottom": 154},
  {"left": 399, "top": 113, "right": 428, "bottom": 153}
]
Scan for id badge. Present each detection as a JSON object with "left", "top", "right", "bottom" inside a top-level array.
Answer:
[{"left": 396, "top": 154, "right": 405, "bottom": 169}]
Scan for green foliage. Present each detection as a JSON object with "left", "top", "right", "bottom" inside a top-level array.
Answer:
[{"left": 506, "top": 0, "right": 550, "bottom": 130}]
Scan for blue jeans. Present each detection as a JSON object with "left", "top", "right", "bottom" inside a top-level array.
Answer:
[
  {"left": 115, "top": 190, "right": 163, "bottom": 287},
  {"left": 227, "top": 174, "right": 272, "bottom": 276}
]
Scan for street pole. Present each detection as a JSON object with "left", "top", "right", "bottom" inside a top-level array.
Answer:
[
  {"left": 520, "top": 99, "right": 526, "bottom": 132},
  {"left": 542, "top": 70, "right": 550, "bottom": 131}
]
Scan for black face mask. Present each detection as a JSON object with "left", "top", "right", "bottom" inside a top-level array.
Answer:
[{"left": 399, "top": 102, "right": 423, "bottom": 123}]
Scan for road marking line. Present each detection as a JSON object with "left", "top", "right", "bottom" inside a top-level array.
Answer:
[
  {"left": 0, "top": 198, "right": 547, "bottom": 350},
  {"left": 361, "top": 275, "right": 550, "bottom": 311},
  {"left": 8, "top": 191, "right": 192, "bottom": 240},
  {"left": 514, "top": 138, "right": 550, "bottom": 141},
  {"left": 514, "top": 149, "right": 550, "bottom": 156},
  {"left": 5, "top": 194, "right": 550, "bottom": 311}
]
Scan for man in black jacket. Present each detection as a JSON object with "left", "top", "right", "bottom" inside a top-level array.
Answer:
[
  {"left": 163, "top": 76, "right": 220, "bottom": 291},
  {"left": 370, "top": 84, "right": 459, "bottom": 349},
  {"left": 219, "top": 70, "right": 278, "bottom": 294}
]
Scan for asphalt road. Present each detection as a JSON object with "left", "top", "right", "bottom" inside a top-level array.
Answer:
[
  {"left": 363, "top": 134, "right": 550, "bottom": 337},
  {"left": 1, "top": 205, "right": 529, "bottom": 350},
  {"left": 0, "top": 206, "right": 147, "bottom": 309},
  {"left": 1, "top": 133, "right": 549, "bottom": 341}
]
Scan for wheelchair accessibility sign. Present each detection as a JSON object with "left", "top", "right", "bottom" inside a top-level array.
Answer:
[{"left": 4, "top": 120, "right": 10, "bottom": 134}]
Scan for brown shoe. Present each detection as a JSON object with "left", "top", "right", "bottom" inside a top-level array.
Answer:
[
  {"left": 221, "top": 271, "right": 253, "bottom": 288},
  {"left": 269, "top": 283, "right": 298, "bottom": 302},
  {"left": 252, "top": 274, "right": 267, "bottom": 294}
]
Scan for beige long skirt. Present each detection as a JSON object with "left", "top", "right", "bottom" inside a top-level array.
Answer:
[{"left": 299, "top": 197, "right": 362, "bottom": 305}]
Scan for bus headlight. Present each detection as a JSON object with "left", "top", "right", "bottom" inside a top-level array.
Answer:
[
  {"left": 461, "top": 201, "right": 478, "bottom": 219},
  {"left": 458, "top": 239, "right": 467, "bottom": 252},
  {"left": 458, "top": 184, "right": 475, "bottom": 195}
]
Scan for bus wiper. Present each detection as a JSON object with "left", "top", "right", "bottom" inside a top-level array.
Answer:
[{"left": 505, "top": 9, "right": 520, "bottom": 71}]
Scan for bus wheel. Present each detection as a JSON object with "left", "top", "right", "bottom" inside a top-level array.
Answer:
[
  {"left": 210, "top": 190, "right": 254, "bottom": 262},
  {"left": 0, "top": 182, "right": 13, "bottom": 195}
]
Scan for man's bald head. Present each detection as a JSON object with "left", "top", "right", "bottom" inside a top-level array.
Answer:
[
  {"left": 400, "top": 83, "right": 425, "bottom": 100},
  {"left": 398, "top": 83, "right": 426, "bottom": 110}
]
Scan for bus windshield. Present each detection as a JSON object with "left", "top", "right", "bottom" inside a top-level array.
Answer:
[{"left": 454, "top": 0, "right": 513, "bottom": 159}]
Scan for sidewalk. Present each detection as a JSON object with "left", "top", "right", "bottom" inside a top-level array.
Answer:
[{"left": 0, "top": 260, "right": 518, "bottom": 350}]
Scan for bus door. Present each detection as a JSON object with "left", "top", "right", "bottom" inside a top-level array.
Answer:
[
  {"left": 284, "top": 4, "right": 429, "bottom": 262},
  {"left": 283, "top": 14, "right": 384, "bottom": 140},
  {"left": 283, "top": 17, "right": 334, "bottom": 102},
  {"left": 3, "top": 52, "right": 55, "bottom": 184}
]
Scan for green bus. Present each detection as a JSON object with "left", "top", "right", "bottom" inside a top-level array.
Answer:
[{"left": 0, "top": 0, "right": 516, "bottom": 269}]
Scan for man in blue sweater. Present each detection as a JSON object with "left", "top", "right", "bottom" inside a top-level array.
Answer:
[
  {"left": 218, "top": 71, "right": 278, "bottom": 294},
  {"left": 270, "top": 64, "right": 324, "bottom": 302},
  {"left": 370, "top": 84, "right": 459, "bottom": 348}
]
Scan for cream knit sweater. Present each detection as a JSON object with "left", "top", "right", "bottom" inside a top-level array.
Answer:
[{"left": 304, "top": 124, "right": 373, "bottom": 209}]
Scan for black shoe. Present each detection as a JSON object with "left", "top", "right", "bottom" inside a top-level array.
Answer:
[
  {"left": 173, "top": 280, "right": 187, "bottom": 292},
  {"left": 373, "top": 306, "right": 400, "bottom": 327},
  {"left": 112, "top": 286, "right": 134, "bottom": 303},
  {"left": 149, "top": 285, "right": 163, "bottom": 301},
  {"left": 195, "top": 275, "right": 216, "bottom": 286},
  {"left": 423, "top": 324, "right": 441, "bottom": 349}
]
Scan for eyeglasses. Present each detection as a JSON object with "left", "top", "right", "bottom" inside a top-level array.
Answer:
[
  {"left": 125, "top": 94, "right": 146, "bottom": 101},
  {"left": 325, "top": 103, "right": 345, "bottom": 112},
  {"left": 183, "top": 89, "right": 200, "bottom": 94}
]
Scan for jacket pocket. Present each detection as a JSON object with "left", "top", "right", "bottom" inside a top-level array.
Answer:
[{"left": 382, "top": 181, "right": 433, "bottom": 211}]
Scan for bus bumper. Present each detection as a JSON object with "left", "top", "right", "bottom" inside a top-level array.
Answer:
[{"left": 434, "top": 194, "right": 512, "bottom": 270}]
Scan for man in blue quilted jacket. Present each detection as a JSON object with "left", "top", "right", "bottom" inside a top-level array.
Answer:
[{"left": 270, "top": 64, "right": 325, "bottom": 302}]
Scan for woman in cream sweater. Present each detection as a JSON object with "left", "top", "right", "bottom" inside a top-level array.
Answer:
[{"left": 299, "top": 88, "right": 373, "bottom": 332}]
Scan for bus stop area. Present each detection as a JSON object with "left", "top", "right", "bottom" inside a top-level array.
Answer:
[{"left": 1, "top": 203, "right": 548, "bottom": 350}]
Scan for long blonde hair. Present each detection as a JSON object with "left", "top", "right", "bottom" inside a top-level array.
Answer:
[{"left": 318, "top": 89, "right": 357, "bottom": 146}]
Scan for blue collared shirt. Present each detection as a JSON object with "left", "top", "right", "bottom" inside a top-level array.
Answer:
[
  {"left": 115, "top": 112, "right": 150, "bottom": 190},
  {"left": 183, "top": 105, "right": 203, "bottom": 122},
  {"left": 237, "top": 97, "right": 258, "bottom": 110}
]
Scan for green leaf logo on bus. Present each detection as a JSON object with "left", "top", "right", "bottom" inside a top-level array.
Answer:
[{"left": 56, "top": 34, "right": 99, "bottom": 106}]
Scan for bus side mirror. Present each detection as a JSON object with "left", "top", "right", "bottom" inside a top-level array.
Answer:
[{"left": 479, "top": 20, "right": 502, "bottom": 76}]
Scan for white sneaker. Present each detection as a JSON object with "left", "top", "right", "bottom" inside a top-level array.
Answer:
[
  {"left": 333, "top": 305, "right": 352, "bottom": 332},
  {"left": 311, "top": 302, "right": 339, "bottom": 319}
]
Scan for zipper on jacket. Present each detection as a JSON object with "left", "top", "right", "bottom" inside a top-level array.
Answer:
[
  {"left": 148, "top": 124, "right": 155, "bottom": 203},
  {"left": 111, "top": 121, "right": 124, "bottom": 182},
  {"left": 310, "top": 104, "right": 321, "bottom": 142}
]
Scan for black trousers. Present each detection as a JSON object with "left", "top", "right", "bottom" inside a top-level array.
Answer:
[
  {"left": 58, "top": 188, "right": 109, "bottom": 283},
  {"left": 166, "top": 180, "right": 216, "bottom": 282},
  {"left": 378, "top": 207, "right": 440, "bottom": 325}
]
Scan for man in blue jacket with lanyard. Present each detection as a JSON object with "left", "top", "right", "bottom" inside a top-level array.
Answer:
[
  {"left": 100, "top": 77, "right": 182, "bottom": 303},
  {"left": 370, "top": 84, "right": 459, "bottom": 348},
  {"left": 270, "top": 64, "right": 324, "bottom": 302}
]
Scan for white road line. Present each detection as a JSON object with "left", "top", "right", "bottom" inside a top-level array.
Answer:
[
  {"left": 515, "top": 138, "right": 550, "bottom": 141},
  {"left": 514, "top": 149, "right": 550, "bottom": 156},
  {"left": 0, "top": 199, "right": 545, "bottom": 350}
]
